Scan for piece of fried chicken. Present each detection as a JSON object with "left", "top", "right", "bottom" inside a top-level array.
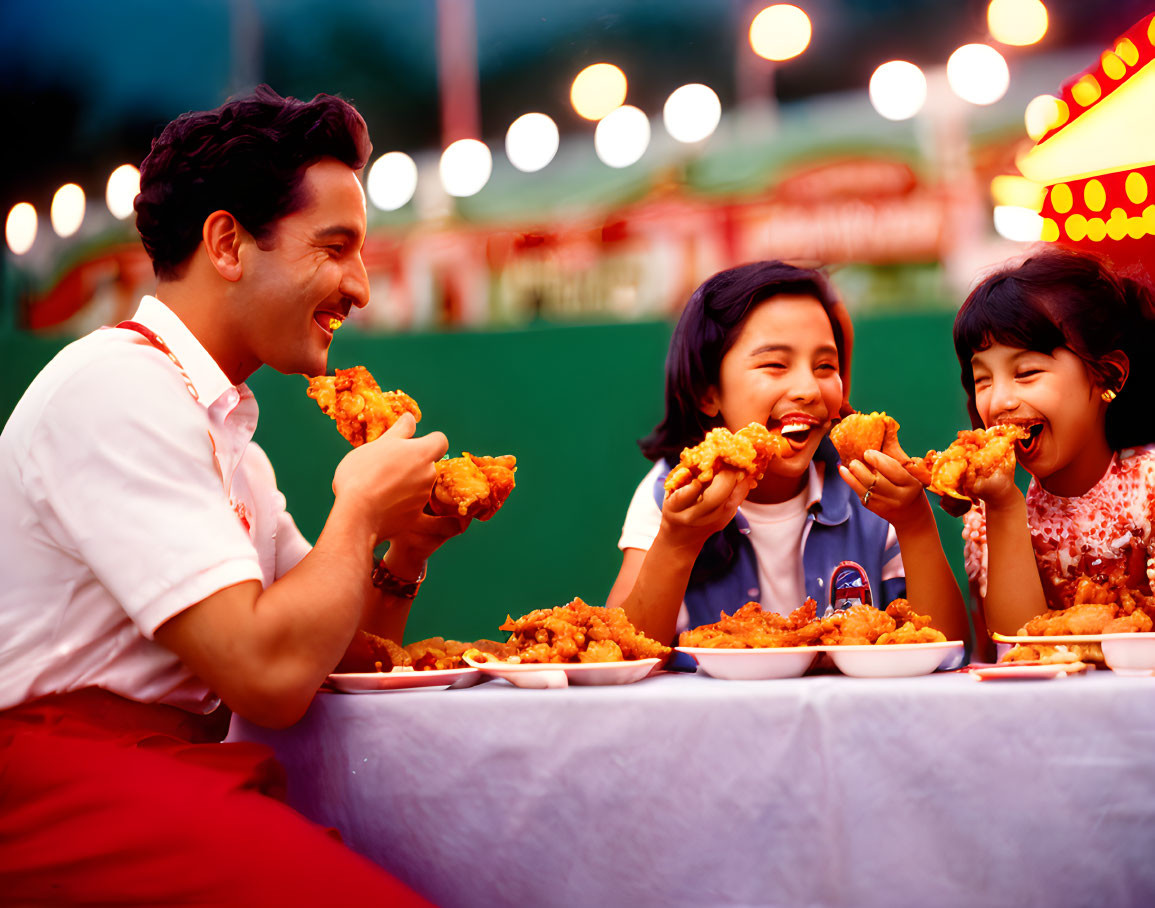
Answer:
[
  {"left": 664, "top": 422, "right": 790, "bottom": 494},
  {"left": 876, "top": 599, "right": 948, "bottom": 644},
  {"left": 1001, "top": 643, "right": 1088, "bottom": 665},
  {"left": 306, "top": 365, "right": 421, "bottom": 447},
  {"left": 906, "top": 425, "right": 1028, "bottom": 506},
  {"left": 498, "top": 597, "right": 671, "bottom": 663},
  {"left": 404, "top": 636, "right": 517, "bottom": 670},
  {"left": 829, "top": 411, "right": 900, "bottom": 465},
  {"left": 429, "top": 453, "right": 517, "bottom": 521},
  {"left": 334, "top": 629, "right": 409, "bottom": 673},
  {"left": 679, "top": 597, "right": 946, "bottom": 648},
  {"left": 679, "top": 599, "right": 821, "bottom": 649}
]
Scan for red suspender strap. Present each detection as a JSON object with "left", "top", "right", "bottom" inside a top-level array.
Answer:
[{"left": 115, "top": 320, "right": 200, "bottom": 402}]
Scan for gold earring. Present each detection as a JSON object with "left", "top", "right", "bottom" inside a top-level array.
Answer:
[{"left": 1101, "top": 388, "right": 1117, "bottom": 403}]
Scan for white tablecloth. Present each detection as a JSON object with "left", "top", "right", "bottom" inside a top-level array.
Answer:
[{"left": 228, "top": 670, "right": 1155, "bottom": 908}]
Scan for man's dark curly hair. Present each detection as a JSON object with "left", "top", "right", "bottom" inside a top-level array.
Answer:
[{"left": 135, "top": 84, "right": 371, "bottom": 279}]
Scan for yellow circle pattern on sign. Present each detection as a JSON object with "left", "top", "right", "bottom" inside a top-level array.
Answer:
[
  {"left": 1101, "top": 52, "right": 1126, "bottom": 81},
  {"left": 1050, "top": 183, "right": 1073, "bottom": 214},
  {"left": 1071, "top": 75, "right": 1102, "bottom": 107},
  {"left": 1084, "top": 179, "right": 1106, "bottom": 212},
  {"left": 1126, "top": 172, "right": 1148, "bottom": 205},
  {"left": 1116, "top": 38, "right": 1139, "bottom": 66}
]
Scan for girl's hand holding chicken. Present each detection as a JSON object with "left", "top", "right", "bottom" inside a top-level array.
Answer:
[
  {"left": 838, "top": 447, "right": 935, "bottom": 531},
  {"left": 661, "top": 470, "right": 759, "bottom": 550}
]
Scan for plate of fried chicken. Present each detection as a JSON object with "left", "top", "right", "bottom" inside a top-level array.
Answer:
[
  {"left": 327, "top": 631, "right": 517, "bottom": 692},
  {"left": 676, "top": 598, "right": 961, "bottom": 679},
  {"left": 462, "top": 598, "right": 671, "bottom": 688},
  {"left": 993, "top": 575, "right": 1155, "bottom": 669}
]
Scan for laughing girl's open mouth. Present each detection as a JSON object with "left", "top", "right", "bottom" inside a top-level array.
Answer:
[{"left": 1017, "top": 422, "right": 1044, "bottom": 458}]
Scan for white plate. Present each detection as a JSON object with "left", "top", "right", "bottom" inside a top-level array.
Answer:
[
  {"left": 675, "top": 646, "right": 820, "bottom": 680},
  {"left": 826, "top": 641, "right": 964, "bottom": 678},
  {"left": 991, "top": 632, "right": 1108, "bottom": 645},
  {"left": 326, "top": 667, "right": 481, "bottom": 693},
  {"left": 463, "top": 656, "right": 662, "bottom": 689},
  {"left": 969, "top": 662, "right": 1088, "bottom": 681},
  {"left": 1100, "top": 633, "right": 1155, "bottom": 676}
]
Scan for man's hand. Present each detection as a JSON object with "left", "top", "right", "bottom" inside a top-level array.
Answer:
[
  {"left": 332, "top": 412, "right": 448, "bottom": 543},
  {"left": 385, "top": 511, "right": 470, "bottom": 577}
]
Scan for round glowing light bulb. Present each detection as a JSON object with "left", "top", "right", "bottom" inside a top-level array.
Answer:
[
  {"left": 50, "top": 183, "right": 86, "bottom": 238},
  {"left": 594, "top": 105, "right": 651, "bottom": 168},
  {"left": 946, "top": 43, "right": 1010, "bottom": 106},
  {"left": 994, "top": 205, "right": 1045, "bottom": 242},
  {"left": 1023, "top": 94, "right": 1068, "bottom": 139},
  {"left": 868, "top": 61, "right": 927, "bottom": 121},
  {"left": 106, "top": 164, "right": 140, "bottom": 220},
  {"left": 749, "top": 5, "right": 812, "bottom": 62},
  {"left": 6, "top": 202, "right": 38, "bottom": 255},
  {"left": 662, "top": 84, "right": 722, "bottom": 144},
  {"left": 367, "top": 152, "right": 418, "bottom": 211},
  {"left": 987, "top": 0, "right": 1048, "bottom": 47},
  {"left": 505, "top": 113, "right": 560, "bottom": 173},
  {"left": 570, "top": 63, "right": 628, "bottom": 121},
  {"left": 439, "top": 139, "right": 492, "bottom": 198}
]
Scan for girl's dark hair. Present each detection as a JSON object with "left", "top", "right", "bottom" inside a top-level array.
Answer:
[
  {"left": 640, "top": 260, "right": 852, "bottom": 463},
  {"left": 953, "top": 245, "right": 1155, "bottom": 450},
  {"left": 135, "top": 84, "right": 371, "bottom": 279}
]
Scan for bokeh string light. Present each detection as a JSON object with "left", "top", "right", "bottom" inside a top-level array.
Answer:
[
  {"left": 748, "top": 4, "right": 812, "bottom": 62},
  {"left": 868, "top": 61, "right": 927, "bottom": 121},
  {"left": 946, "top": 43, "right": 1010, "bottom": 105},
  {"left": 367, "top": 152, "right": 418, "bottom": 211},
  {"left": 663, "top": 84, "right": 722, "bottom": 144},
  {"left": 6, "top": 203, "right": 38, "bottom": 256},
  {"left": 594, "top": 104, "right": 651, "bottom": 168},
  {"left": 50, "top": 183, "right": 85, "bottom": 238},
  {"left": 439, "top": 138, "right": 493, "bottom": 197},
  {"left": 570, "top": 63, "right": 628, "bottom": 121},
  {"left": 105, "top": 164, "right": 140, "bottom": 220},
  {"left": 987, "top": 0, "right": 1048, "bottom": 47},
  {"left": 505, "top": 113, "right": 560, "bottom": 173}
]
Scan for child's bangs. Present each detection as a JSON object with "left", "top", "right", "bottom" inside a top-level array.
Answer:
[{"left": 953, "top": 281, "right": 1066, "bottom": 362}]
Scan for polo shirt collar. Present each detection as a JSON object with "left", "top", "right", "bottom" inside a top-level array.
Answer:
[{"left": 129, "top": 295, "right": 244, "bottom": 407}]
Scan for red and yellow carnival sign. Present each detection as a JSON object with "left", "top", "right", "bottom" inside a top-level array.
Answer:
[{"left": 1018, "top": 11, "right": 1155, "bottom": 276}]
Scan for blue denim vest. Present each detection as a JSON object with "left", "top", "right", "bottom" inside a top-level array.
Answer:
[{"left": 654, "top": 438, "right": 906, "bottom": 644}]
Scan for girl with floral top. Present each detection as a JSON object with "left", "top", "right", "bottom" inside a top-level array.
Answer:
[{"left": 952, "top": 246, "right": 1155, "bottom": 637}]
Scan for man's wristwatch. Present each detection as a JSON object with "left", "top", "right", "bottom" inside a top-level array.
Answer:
[{"left": 370, "top": 559, "right": 427, "bottom": 599}]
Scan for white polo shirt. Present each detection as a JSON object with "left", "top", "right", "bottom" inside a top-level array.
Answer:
[{"left": 0, "top": 296, "right": 312, "bottom": 713}]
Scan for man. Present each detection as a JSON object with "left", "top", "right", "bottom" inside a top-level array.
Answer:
[{"left": 0, "top": 86, "right": 456, "bottom": 905}]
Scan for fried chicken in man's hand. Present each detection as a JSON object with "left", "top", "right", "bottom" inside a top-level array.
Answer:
[
  {"left": 429, "top": 454, "right": 517, "bottom": 521},
  {"left": 307, "top": 365, "right": 421, "bottom": 447}
]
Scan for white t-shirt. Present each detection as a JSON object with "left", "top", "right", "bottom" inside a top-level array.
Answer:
[
  {"left": 618, "top": 460, "right": 902, "bottom": 632},
  {"left": 0, "top": 296, "right": 312, "bottom": 713}
]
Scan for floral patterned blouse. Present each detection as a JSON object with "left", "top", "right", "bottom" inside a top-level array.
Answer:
[{"left": 963, "top": 445, "right": 1155, "bottom": 609}]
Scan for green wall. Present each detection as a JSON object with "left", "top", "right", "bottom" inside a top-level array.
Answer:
[{"left": 0, "top": 311, "right": 970, "bottom": 643}]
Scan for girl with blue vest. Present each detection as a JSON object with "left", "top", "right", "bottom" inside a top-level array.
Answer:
[{"left": 606, "top": 261, "right": 968, "bottom": 649}]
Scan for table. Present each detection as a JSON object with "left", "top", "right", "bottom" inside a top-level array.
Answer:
[{"left": 228, "top": 670, "right": 1155, "bottom": 908}]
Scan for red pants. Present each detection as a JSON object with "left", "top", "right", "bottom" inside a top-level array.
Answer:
[{"left": 0, "top": 690, "right": 434, "bottom": 907}]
